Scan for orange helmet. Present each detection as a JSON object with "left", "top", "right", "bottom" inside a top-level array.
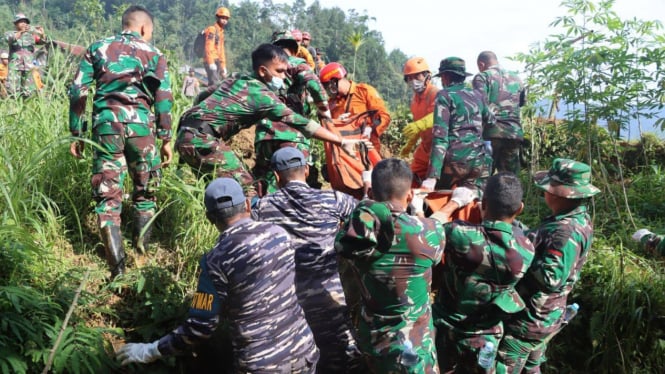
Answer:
[
  {"left": 291, "top": 29, "right": 303, "bottom": 42},
  {"left": 319, "top": 62, "right": 347, "bottom": 83},
  {"left": 216, "top": 7, "right": 231, "bottom": 18},
  {"left": 403, "top": 57, "right": 430, "bottom": 76}
]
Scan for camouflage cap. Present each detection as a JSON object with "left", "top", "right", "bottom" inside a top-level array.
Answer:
[
  {"left": 14, "top": 13, "right": 30, "bottom": 24},
  {"left": 271, "top": 30, "right": 299, "bottom": 54},
  {"left": 534, "top": 158, "right": 600, "bottom": 199},
  {"left": 271, "top": 147, "right": 307, "bottom": 171},
  {"left": 434, "top": 56, "right": 472, "bottom": 77},
  {"left": 204, "top": 178, "right": 246, "bottom": 212}
]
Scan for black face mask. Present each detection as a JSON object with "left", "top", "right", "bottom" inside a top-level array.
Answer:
[{"left": 325, "top": 79, "right": 339, "bottom": 98}]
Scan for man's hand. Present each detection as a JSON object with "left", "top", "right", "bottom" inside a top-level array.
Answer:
[
  {"left": 402, "top": 113, "right": 434, "bottom": 139},
  {"left": 117, "top": 341, "right": 161, "bottom": 365},
  {"left": 450, "top": 187, "right": 477, "bottom": 207},
  {"left": 160, "top": 142, "right": 173, "bottom": 168},
  {"left": 421, "top": 178, "right": 437, "bottom": 191},
  {"left": 208, "top": 64, "right": 217, "bottom": 72},
  {"left": 69, "top": 140, "right": 85, "bottom": 158},
  {"left": 632, "top": 229, "right": 653, "bottom": 242},
  {"left": 221, "top": 67, "right": 228, "bottom": 78},
  {"left": 410, "top": 190, "right": 426, "bottom": 216},
  {"left": 338, "top": 113, "right": 351, "bottom": 121}
]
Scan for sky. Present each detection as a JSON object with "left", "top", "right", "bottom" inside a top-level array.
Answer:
[{"left": 253, "top": 0, "right": 665, "bottom": 76}]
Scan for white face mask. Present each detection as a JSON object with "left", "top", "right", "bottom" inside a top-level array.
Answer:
[
  {"left": 267, "top": 76, "right": 284, "bottom": 91},
  {"left": 409, "top": 79, "right": 426, "bottom": 93}
]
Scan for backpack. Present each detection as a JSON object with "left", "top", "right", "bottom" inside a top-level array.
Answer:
[
  {"left": 323, "top": 110, "right": 382, "bottom": 199},
  {"left": 193, "top": 30, "right": 206, "bottom": 58}
]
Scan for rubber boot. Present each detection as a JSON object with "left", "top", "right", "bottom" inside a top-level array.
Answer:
[
  {"left": 101, "top": 225, "right": 125, "bottom": 279},
  {"left": 132, "top": 212, "right": 153, "bottom": 255}
]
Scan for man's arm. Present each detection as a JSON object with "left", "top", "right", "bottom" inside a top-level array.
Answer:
[
  {"left": 527, "top": 225, "right": 579, "bottom": 293},
  {"left": 363, "top": 85, "right": 391, "bottom": 136},
  {"left": 68, "top": 47, "right": 95, "bottom": 158},
  {"left": 151, "top": 53, "right": 173, "bottom": 142},
  {"left": 426, "top": 92, "right": 451, "bottom": 180},
  {"left": 203, "top": 26, "right": 218, "bottom": 66}
]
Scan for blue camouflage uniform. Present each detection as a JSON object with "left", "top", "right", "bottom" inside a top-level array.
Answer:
[
  {"left": 158, "top": 218, "right": 319, "bottom": 372},
  {"left": 253, "top": 180, "right": 363, "bottom": 373}
]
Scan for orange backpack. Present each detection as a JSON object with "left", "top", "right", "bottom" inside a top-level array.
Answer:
[{"left": 323, "top": 110, "right": 382, "bottom": 199}]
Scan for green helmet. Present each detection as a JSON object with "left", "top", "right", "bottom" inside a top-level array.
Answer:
[{"left": 271, "top": 30, "right": 298, "bottom": 55}]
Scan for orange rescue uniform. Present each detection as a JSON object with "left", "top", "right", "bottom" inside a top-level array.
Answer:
[
  {"left": 410, "top": 82, "right": 439, "bottom": 180},
  {"left": 203, "top": 23, "right": 226, "bottom": 70},
  {"left": 296, "top": 46, "right": 315, "bottom": 70},
  {"left": 0, "top": 63, "right": 7, "bottom": 81},
  {"left": 330, "top": 81, "right": 391, "bottom": 151}
]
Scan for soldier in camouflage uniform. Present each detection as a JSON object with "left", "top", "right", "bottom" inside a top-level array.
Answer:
[
  {"left": 68, "top": 6, "right": 173, "bottom": 279},
  {"left": 335, "top": 158, "right": 445, "bottom": 373},
  {"left": 632, "top": 228, "right": 665, "bottom": 257},
  {"left": 252, "top": 147, "right": 364, "bottom": 373},
  {"left": 117, "top": 178, "right": 319, "bottom": 372},
  {"left": 175, "top": 43, "right": 365, "bottom": 195},
  {"left": 496, "top": 159, "right": 600, "bottom": 373},
  {"left": 432, "top": 172, "right": 535, "bottom": 374},
  {"left": 4, "top": 13, "right": 48, "bottom": 97},
  {"left": 421, "top": 57, "right": 493, "bottom": 195},
  {"left": 473, "top": 51, "right": 526, "bottom": 175},
  {"left": 252, "top": 31, "right": 331, "bottom": 195}
]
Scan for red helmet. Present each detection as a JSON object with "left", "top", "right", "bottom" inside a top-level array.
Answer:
[
  {"left": 319, "top": 62, "right": 347, "bottom": 83},
  {"left": 291, "top": 29, "right": 303, "bottom": 42}
]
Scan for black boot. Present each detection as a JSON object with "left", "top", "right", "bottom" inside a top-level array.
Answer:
[
  {"left": 101, "top": 226, "right": 126, "bottom": 279},
  {"left": 132, "top": 212, "right": 153, "bottom": 254}
]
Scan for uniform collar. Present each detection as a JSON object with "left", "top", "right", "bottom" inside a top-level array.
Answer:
[
  {"left": 121, "top": 30, "right": 142, "bottom": 39},
  {"left": 547, "top": 204, "right": 588, "bottom": 222},
  {"left": 482, "top": 220, "right": 514, "bottom": 234}
]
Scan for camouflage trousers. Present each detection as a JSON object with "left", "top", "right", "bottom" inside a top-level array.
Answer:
[
  {"left": 495, "top": 334, "right": 550, "bottom": 374},
  {"left": 253, "top": 140, "right": 310, "bottom": 196},
  {"left": 358, "top": 311, "right": 439, "bottom": 374},
  {"left": 435, "top": 153, "right": 492, "bottom": 194},
  {"left": 175, "top": 124, "right": 255, "bottom": 193},
  {"left": 91, "top": 127, "right": 161, "bottom": 228},
  {"left": 6, "top": 68, "right": 38, "bottom": 97},
  {"left": 435, "top": 320, "right": 502, "bottom": 374},
  {"left": 295, "top": 271, "right": 364, "bottom": 373},
  {"left": 489, "top": 138, "right": 521, "bottom": 176}
]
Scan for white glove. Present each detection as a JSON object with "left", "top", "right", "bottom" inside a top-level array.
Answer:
[
  {"left": 117, "top": 341, "right": 161, "bottom": 365},
  {"left": 340, "top": 138, "right": 360, "bottom": 156},
  {"left": 339, "top": 112, "right": 351, "bottom": 121},
  {"left": 484, "top": 140, "right": 493, "bottom": 155},
  {"left": 410, "top": 191, "right": 425, "bottom": 215},
  {"left": 421, "top": 178, "right": 437, "bottom": 191},
  {"left": 632, "top": 229, "right": 653, "bottom": 242},
  {"left": 362, "top": 170, "right": 372, "bottom": 183},
  {"left": 450, "top": 187, "right": 477, "bottom": 207},
  {"left": 208, "top": 64, "right": 218, "bottom": 71},
  {"left": 222, "top": 67, "right": 228, "bottom": 77}
]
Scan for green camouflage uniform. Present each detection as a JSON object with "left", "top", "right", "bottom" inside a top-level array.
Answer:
[
  {"left": 427, "top": 83, "right": 494, "bottom": 193},
  {"left": 472, "top": 65, "right": 525, "bottom": 175},
  {"left": 4, "top": 27, "right": 48, "bottom": 97},
  {"left": 497, "top": 159, "right": 599, "bottom": 374},
  {"left": 175, "top": 75, "right": 320, "bottom": 192},
  {"left": 637, "top": 233, "right": 665, "bottom": 256},
  {"left": 68, "top": 31, "right": 173, "bottom": 228},
  {"left": 335, "top": 200, "right": 445, "bottom": 373},
  {"left": 433, "top": 219, "right": 534, "bottom": 374},
  {"left": 253, "top": 54, "right": 329, "bottom": 194}
]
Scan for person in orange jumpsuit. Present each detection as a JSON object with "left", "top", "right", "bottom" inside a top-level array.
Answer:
[
  {"left": 319, "top": 62, "right": 391, "bottom": 152},
  {"left": 0, "top": 51, "right": 8, "bottom": 97},
  {"left": 203, "top": 7, "right": 230, "bottom": 86},
  {"left": 291, "top": 29, "right": 316, "bottom": 70},
  {"left": 400, "top": 57, "right": 439, "bottom": 184}
]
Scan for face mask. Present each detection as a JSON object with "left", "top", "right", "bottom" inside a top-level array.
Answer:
[
  {"left": 267, "top": 76, "right": 284, "bottom": 91},
  {"left": 409, "top": 79, "right": 426, "bottom": 93}
]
